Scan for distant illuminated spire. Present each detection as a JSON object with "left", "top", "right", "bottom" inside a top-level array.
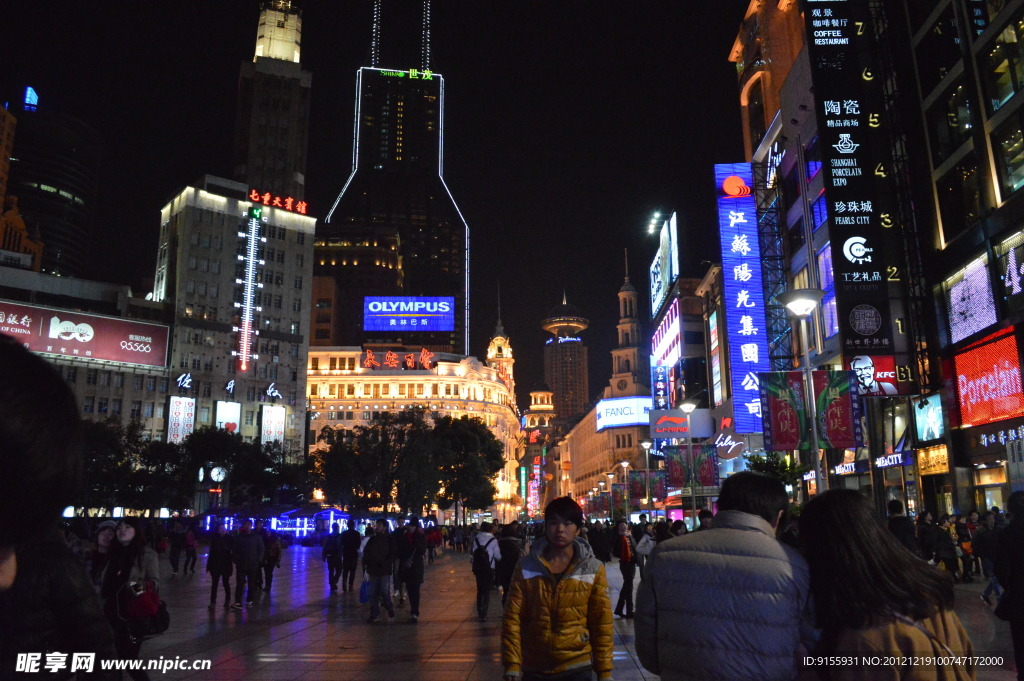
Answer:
[
  {"left": 562, "top": 290, "right": 568, "bottom": 306},
  {"left": 624, "top": 248, "right": 630, "bottom": 282},
  {"left": 421, "top": 0, "right": 432, "bottom": 71},
  {"left": 370, "top": 0, "right": 382, "bottom": 67}
]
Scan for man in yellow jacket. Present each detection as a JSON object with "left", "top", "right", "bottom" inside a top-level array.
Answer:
[{"left": 502, "top": 497, "right": 614, "bottom": 681}]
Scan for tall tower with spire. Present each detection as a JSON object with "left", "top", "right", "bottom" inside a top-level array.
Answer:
[
  {"left": 608, "top": 250, "right": 649, "bottom": 398},
  {"left": 316, "top": 0, "right": 469, "bottom": 354},
  {"left": 541, "top": 294, "right": 590, "bottom": 423},
  {"left": 233, "top": 0, "right": 312, "bottom": 199},
  {"left": 486, "top": 287, "right": 515, "bottom": 398}
]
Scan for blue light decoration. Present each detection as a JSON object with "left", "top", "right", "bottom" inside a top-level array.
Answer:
[
  {"left": 232, "top": 206, "right": 265, "bottom": 372},
  {"left": 716, "top": 163, "right": 770, "bottom": 434},
  {"left": 24, "top": 86, "right": 38, "bottom": 111},
  {"left": 363, "top": 296, "right": 455, "bottom": 332}
]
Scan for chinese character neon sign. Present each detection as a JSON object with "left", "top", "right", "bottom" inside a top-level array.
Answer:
[
  {"left": 716, "top": 163, "right": 770, "bottom": 434},
  {"left": 248, "top": 189, "right": 308, "bottom": 215},
  {"left": 379, "top": 68, "right": 435, "bottom": 80}
]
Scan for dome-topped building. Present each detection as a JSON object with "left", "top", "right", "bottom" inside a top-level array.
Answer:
[{"left": 541, "top": 293, "right": 589, "bottom": 423}]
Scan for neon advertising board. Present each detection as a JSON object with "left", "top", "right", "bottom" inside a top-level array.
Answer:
[
  {"left": 955, "top": 329, "right": 1024, "bottom": 428},
  {"left": 215, "top": 401, "right": 242, "bottom": 434},
  {"left": 651, "top": 364, "right": 670, "bottom": 410},
  {"left": 802, "top": 0, "right": 914, "bottom": 393},
  {"left": 363, "top": 296, "right": 455, "bottom": 332},
  {"left": 945, "top": 257, "right": 997, "bottom": 344},
  {"left": 261, "top": 404, "right": 287, "bottom": 444},
  {"left": 247, "top": 189, "right": 308, "bottom": 215},
  {"left": 716, "top": 163, "right": 769, "bottom": 433},
  {"left": 649, "top": 213, "right": 680, "bottom": 318},
  {"left": 709, "top": 311, "right": 723, "bottom": 407},
  {"left": 652, "top": 298, "right": 681, "bottom": 367},
  {"left": 0, "top": 299, "right": 169, "bottom": 368},
  {"left": 595, "top": 397, "right": 654, "bottom": 431},
  {"left": 233, "top": 206, "right": 265, "bottom": 372},
  {"left": 167, "top": 396, "right": 197, "bottom": 444}
]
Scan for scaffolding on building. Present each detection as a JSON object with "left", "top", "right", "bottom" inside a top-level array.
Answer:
[{"left": 754, "top": 161, "right": 795, "bottom": 371}]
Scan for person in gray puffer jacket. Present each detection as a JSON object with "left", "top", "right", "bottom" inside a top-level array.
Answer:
[{"left": 635, "top": 471, "right": 816, "bottom": 681}]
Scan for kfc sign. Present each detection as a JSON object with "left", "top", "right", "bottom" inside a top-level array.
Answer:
[
  {"left": 0, "top": 299, "right": 169, "bottom": 368},
  {"left": 846, "top": 354, "right": 898, "bottom": 397}
]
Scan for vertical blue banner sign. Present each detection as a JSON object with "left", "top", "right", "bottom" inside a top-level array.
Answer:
[{"left": 716, "top": 163, "right": 770, "bottom": 433}]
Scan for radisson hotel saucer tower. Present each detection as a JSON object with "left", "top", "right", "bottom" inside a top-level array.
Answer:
[{"left": 315, "top": 0, "right": 469, "bottom": 355}]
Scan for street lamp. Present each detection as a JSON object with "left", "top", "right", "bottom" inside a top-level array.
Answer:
[
  {"left": 775, "top": 287, "right": 827, "bottom": 495},
  {"left": 680, "top": 399, "right": 699, "bottom": 525},
  {"left": 619, "top": 460, "right": 630, "bottom": 511},
  {"left": 640, "top": 440, "right": 653, "bottom": 518}
]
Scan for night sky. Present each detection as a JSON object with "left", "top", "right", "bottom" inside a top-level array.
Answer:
[{"left": 2, "top": 1, "right": 746, "bottom": 411}]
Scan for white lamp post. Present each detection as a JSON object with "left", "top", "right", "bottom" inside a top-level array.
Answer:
[
  {"left": 775, "top": 288, "right": 828, "bottom": 495},
  {"left": 640, "top": 440, "right": 653, "bottom": 517},
  {"left": 680, "top": 399, "right": 699, "bottom": 524},
  {"left": 620, "top": 459, "right": 630, "bottom": 511}
]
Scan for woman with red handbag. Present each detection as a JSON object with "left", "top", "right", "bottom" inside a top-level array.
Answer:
[{"left": 101, "top": 518, "right": 160, "bottom": 681}]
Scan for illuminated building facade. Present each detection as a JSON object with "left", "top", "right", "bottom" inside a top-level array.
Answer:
[
  {"left": 233, "top": 1, "right": 311, "bottom": 199},
  {"left": 151, "top": 175, "right": 314, "bottom": 454},
  {"left": 0, "top": 105, "right": 15, "bottom": 206},
  {"left": 319, "top": 65, "right": 469, "bottom": 353},
  {"left": 305, "top": 343, "right": 522, "bottom": 518},
  {"left": 6, "top": 88, "right": 100, "bottom": 277},
  {"left": 541, "top": 296, "right": 590, "bottom": 423}
]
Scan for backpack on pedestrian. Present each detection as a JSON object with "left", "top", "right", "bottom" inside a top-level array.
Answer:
[{"left": 472, "top": 537, "right": 496, "bottom": 574}]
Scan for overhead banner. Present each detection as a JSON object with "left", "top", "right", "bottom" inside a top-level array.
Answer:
[
  {"left": 716, "top": 163, "right": 771, "bottom": 433},
  {"left": 813, "top": 370, "right": 864, "bottom": 450},
  {"left": 649, "top": 471, "right": 667, "bottom": 501},
  {"left": 611, "top": 483, "right": 625, "bottom": 509},
  {"left": 801, "top": 0, "right": 915, "bottom": 393},
  {"left": 696, "top": 444, "right": 720, "bottom": 488},
  {"left": 759, "top": 372, "right": 809, "bottom": 451},
  {"left": 664, "top": 446, "right": 687, "bottom": 488},
  {"left": 628, "top": 470, "right": 646, "bottom": 500},
  {"left": 0, "top": 299, "right": 169, "bottom": 368}
]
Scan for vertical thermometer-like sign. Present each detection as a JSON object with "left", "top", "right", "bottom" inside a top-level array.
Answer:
[{"left": 234, "top": 206, "right": 265, "bottom": 372}]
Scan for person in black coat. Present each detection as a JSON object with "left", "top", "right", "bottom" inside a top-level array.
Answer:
[
  {"left": 0, "top": 336, "right": 119, "bottom": 680},
  {"left": 588, "top": 520, "right": 612, "bottom": 563},
  {"left": 230, "top": 520, "right": 264, "bottom": 608},
  {"left": 207, "top": 522, "right": 233, "bottom": 609},
  {"left": 916, "top": 511, "right": 939, "bottom": 563},
  {"left": 397, "top": 519, "right": 428, "bottom": 622},
  {"left": 885, "top": 499, "right": 918, "bottom": 556},
  {"left": 993, "top": 491, "right": 1024, "bottom": 681},
  {"left": 340, "top": 520, "right": 362, "bottom": 592}
]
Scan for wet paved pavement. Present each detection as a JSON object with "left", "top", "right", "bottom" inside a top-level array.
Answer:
[{"left": 144, "top": 543, "right": 1017, "bottom": 680}]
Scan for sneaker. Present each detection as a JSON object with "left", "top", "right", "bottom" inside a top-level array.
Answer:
[
  {"left": 982, "top": 594, "right": 993, "bottom": 606},
  {"left": 246, "top": 601, "right": 254, "bottom": 607},
  {"left": 367, "top": 616, "right": 380, "bottom": 623},
  {"left": 387, "top": 610, "right": 396, "bottom": 619},
  {"left": 410, "top": 615, "right": 419, "bottom": 623},
  {"left": 231, "top": 603, "right": 243, "bottom": 610}
]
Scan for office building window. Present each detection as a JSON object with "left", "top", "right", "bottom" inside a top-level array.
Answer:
[
  {"left": 788, "top": 217, "right": 806, "bottom": 256},
  {"left": 130, "top": 401, "right": 142, "bottom": 419},
  {"left": 981, "top": 19, "right": 1024, "bottom": 113},
  {"left": 86, "top": 369, "right": 98, "bottom": 385},
  {"left": 995, "top": 116, "right": 1024, "bottom": 195},
  {"left": 805, "top": 136, "right": 823, "bottom": 182},
  {"left": 83, "top": 397, "right": 94, "bottom": 414},
  {"left": 914, "top": 5, "right": 964, "bottom": 96},
  {"left": 926, "top": 80, "right": 974, "bottom": 164},
  {"left": 98, "top": 398, "right": 108, "bottom": 414},
  {"left": 143, "top": 403, "right": 154, "bottom": 418},
  {"left": 112, "top": 399, "right": 122, "bottom": 416},
  {"left": 811, "top": 193, "right": 829, "bottom": 231},
  {"left": 937, "top": 153, "right": 983, "bottom": 242}
]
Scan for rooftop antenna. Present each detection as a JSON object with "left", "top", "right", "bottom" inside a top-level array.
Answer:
[
  {"left": 624, "top": 248, "right": 630, "bottom": 282},
  {"left": 370, "top": 0, "right": 382, "bottom": 68},
  {"left": 562, "top": 290, "right": 568, "bottom": 306},
  {"left": 421, "top": 0, "right": 432, "bottom": 71}
]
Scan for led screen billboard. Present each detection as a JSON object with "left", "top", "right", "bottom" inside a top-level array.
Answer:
[
  {"left": 0, "top": 299, "right": 169, "bottom": 368},
  {"left": 945, "top": 258, "right": 997, "bottom": 344},
  {"left": 261, "top": 404, "right": 287, "bottom": 444},
  {"left": 955, "top": 329, "right": 1024, "bottom": 428},
  {"left": 363, "top": 296, "right": 455, "bottom": 332},
  {"left": 595, "top": 396, "right": 654, "bottom": 431},
  {"left": 914, "top": 394, "right": 946, "bottom": 442},
  {"left": 215, "top": 401, "right": 242, "bottom": 434},
  {"left": 649, "top": 213, "right": 680, "bottom": 317}
]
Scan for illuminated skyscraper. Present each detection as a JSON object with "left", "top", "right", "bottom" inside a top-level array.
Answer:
[
  {"left": 318, "top": 4, "right": 469, "bottom": 353},
  {"left": 233, "top": 0, "right": 311, "bottom": 199},
  {"left": 542, "top": 295, "right": 590, "bottom": 423}
]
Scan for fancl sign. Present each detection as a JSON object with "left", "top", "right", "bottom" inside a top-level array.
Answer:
[
  {"left": 595, "top": 397, "right": 654, "bottom": 432},
  {"left": 363, "top": 296, "right": 455, "bottom": 332}
]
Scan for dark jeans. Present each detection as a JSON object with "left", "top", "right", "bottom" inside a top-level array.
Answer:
[
  {"left": 475, "top": 570, "right": 494, "bottom": 618},
  {"left": 110, "top": 617, "right": 150, "bottom": 681},
  {"left": 327, "top": 557, "right": 342, "bottom": 587},
  {"left": 209, "top": 571, "right": 230, "bottom": 605},
  {"left": 342, "top": 555, "right": 358, "bottom": 589},
  {"left": 262, "top": 563, "right": 275, "bottom": 591},
  {"left": 184, "top": 547, "right": 197, "bottom": 573},
  {"left": 234, "top": 566, "right": 259, "bottom": 603},
  {"left": 407, "top": 578, "right": 422, "bottom": 617},
  {"left": 169, "top": 545, "right": 183, "bottom": 572},
  {"left": 615, "top": 562, "right": 635, "bottom": 616},
  {"left": 368, "top": 574, "right": 395, "bottom": 619},
  {"left": 982, "top": 557, "right": 1004, "bottom": 600}
]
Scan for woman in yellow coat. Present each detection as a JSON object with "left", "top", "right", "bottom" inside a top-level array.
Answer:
[{"left": 502, "top": 497, "right": 614, "bottom": 681}]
